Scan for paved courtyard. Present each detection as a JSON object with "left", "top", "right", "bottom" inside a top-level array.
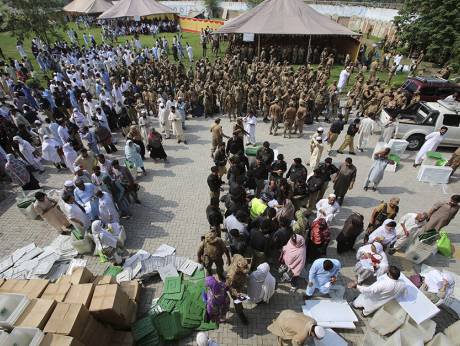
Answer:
[{"left": 0, "top": 115, "right": 459, "bottom": 345}]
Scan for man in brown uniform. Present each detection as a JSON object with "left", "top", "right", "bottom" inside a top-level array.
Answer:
[
  {"left": 224, "top": 93, "right": 236, "bottom": 122},
  {"left": 210, "top": 118, "right": 228, "bottom": 158},
  {"left": 283, "top": 102, "right": 297, "bottom": 138},
  {"left": 294, "top": 100, "right": 307, "bottom": 137},
  {"left": 269, "top": 99, "right": 282, "bottom": 135},
  {"left": 197, "top": 230, "right": 231, "bottom": 281},
  {"left": 267, "top": 309, "right": 325, "bottom": 345},
  {"left": 422, "top": 195, "right": 460, "bottom": 234}
]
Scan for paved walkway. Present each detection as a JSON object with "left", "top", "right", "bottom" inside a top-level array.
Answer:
[{"left": 0, "top": 115, "right": 459, "bottom": 345}]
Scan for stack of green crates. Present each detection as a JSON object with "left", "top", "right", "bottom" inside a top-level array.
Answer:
[{"left": 133, "top": 270, "right": 217, "bottom": 344}]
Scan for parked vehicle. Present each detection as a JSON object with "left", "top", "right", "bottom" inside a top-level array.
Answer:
[
  {"left": 402, "top": 76, "right": 460, "bottom": 102},
  {"left": 379, "top": 100, "right": 460, "bottom": 150}
]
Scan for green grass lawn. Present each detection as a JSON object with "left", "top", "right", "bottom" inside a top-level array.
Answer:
[{"left": 0, "top": 23, "right": 409, "bottom": 90}]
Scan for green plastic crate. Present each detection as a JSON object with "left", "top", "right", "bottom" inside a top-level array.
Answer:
[
  {"left": 158, "top": 296, "right": 177, "bottom": 312},
  {"left": 164, "top": 276, "right": 182, "bottom": 294},
  {"left": 136, "top": 331, "right": 161, "bottom": 346},
  {"left": 132, "top": 316, "right": 156, "bottom": 342},
  {"left": 245, "top": 145, "right": 261, "bottom": 156},
  {"left": 426, "top": 151, "right": 444, "bottom": 160},
  {"left": 103, "top": 265, "right": 123, "bottom": 277},
  {"left": 388, "top": 153, "right": 401, "bottom": 165}
]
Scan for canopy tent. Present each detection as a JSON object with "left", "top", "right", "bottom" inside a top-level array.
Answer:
[
  {"left": 64, "top": 0, "right": 113, "bottom": 14},
  {"left": 217, "top": 0, "right": 360, "bottom": 62},
  {"left": 217, "top": 0, "right": 357, "bottom": 36},
  {"left": 98, "top": 0, "right": 176, "bottom": 19}
]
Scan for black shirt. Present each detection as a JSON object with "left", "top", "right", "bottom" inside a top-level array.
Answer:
[
  {"left": 271, "top": 160, "right": 287, "bottom": 178},
  {"left": 317, "top": 162, "right": 339, "bottom": 182},
  {"left": 307, "top": 175, "right": 323, "bottom": 193},
  {"left": 226, "top": 137, "right": 244, "bottom": 155},
  {"left": 330, "top": 119, "right": 345, "bottom": 134},
  {"left": 207, "top": 173, "right": 221, "bottom": 192},
  {"left": 206, "top": 205, "right": 223, "bottom": 227},
  {"left": 256, "top": 147, "right": 275, "bottom": 166},
  {"left": 249, "top": 228, "right": 270, "bottom": 253},
  {"left": 286, "top": 164, "right": 308, "bottom": 183},
  {"left": 347, "top": 123, "right": 360, "bottom": 136},
  {"left": 214, "top": 149, "right": 227, "bottom": 167},
  {"left": 250, "top": 161, "right": 269, "bottom": 180}
]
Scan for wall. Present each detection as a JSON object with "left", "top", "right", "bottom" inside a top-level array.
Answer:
[
  {"left": 178, "top": 17, "right": 224, "bottom": 33},
  {"left": 160, "top": 1, "right": 397, "bottom": 38}
]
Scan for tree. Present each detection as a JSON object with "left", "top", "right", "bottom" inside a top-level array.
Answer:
[
  {"left": 394, "top": 0, "right": 460, "bottom": 69},
  {"left": 2, "top": 0, "right": 67, "bottom": 43},
  {"left": 203, "top": 0, "right": 220, "bottom": 19}
]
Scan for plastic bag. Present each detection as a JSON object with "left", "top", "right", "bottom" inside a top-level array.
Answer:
[{"left": 437, "top": 230, "right": 453, "bottom": 257}]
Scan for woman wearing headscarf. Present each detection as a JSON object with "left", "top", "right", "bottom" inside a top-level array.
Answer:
[
  {"left": 147, "top": 128, "right": 167, "bottom": 161},
  {"left": 41, "top": 135, "right": 65, "bottom": 170},
  {"left": 5, "top": 154, "right": 40, "bottom": 190},
  {"left": 247, "top": 262, "right": 276, "bottom": 304},
  {"left": 12, "top": 136, "right": 44, "bottom": 173},
  {"left": 126, "top": 124, "right": 146, "bottom": 160},
  {"left": 368, "top": 219, "right": 397, "bottom": 248},
  {"left": 226, "top": 254, "right": 250, "bottom": 324},
  {"left": 420, "top": 269, "right": 455, "bottom": 305},
  {"left": 124, "top": 139, "right": 146, "bottom": 176},
  {"left": 33, "top": 191, "right": 71, "bottom": 233},
  {"left": 336, "top": 212, "right": 364, "bottom": 254},
  {"left": 280, "top": 234, "right": 307, "bottom": 291},
  {"left": 354, "top": 241, "right": 388, "bottom": 284},
  {"left": 63, "top": 142, "right": 78, "bottom": 173},
  {"left": 203, "top": 276, "right": 230, "bottom": 323},
  {"left": 307, "top": 218, "right": 331, "bottom": 263}
]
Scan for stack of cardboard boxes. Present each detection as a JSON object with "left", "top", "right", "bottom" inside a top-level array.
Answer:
[{"left": 0, "top": 267, "right": 140, "bottom": 346}]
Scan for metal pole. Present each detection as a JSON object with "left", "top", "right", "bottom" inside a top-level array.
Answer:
[{"left": 257, "top": 34, "right": 261, "bottom": 56}]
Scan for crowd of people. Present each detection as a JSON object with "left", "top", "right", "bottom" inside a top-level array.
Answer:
[{"left": 0, "top": 23, "right": 459, "bottom": 345}]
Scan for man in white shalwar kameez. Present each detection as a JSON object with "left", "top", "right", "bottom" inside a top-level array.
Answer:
[
  {"left": 349, "top": 266, "right": 407, "bottom": 316},
  {"left": 158, "top": 103, "right": 170, "bottom": 138},
  {"left": 168, "top": 106, "right": 186, "bottom": 144},
  {"left": 337, "top": 67, "right": 351, "bottom": 93},
  {"left": 244, "top": 113, "right": 257, "bottom": 145},
  {"left": 13, "top": 136, "right": 44, "bottom": 172},
  {"left": 96, "top": 190, "right": 119, "bottom": 224},
  {"left": 357, "top": 116, "right": 375, "bottom": 152},
  {"left": 390, "top": 212, "right": 428, "bottom": 253},
  {"left": 309, "top": 136, "right": 324, "bottom": 169},
  {"left": 138, "top": 110, "right": 151, "bottom": 145},
  {"left": 414, "top": 127, "right": 448, "bottom": 166},
  {"left": 315, "top": 194, "right": 340, "bottom": 224}
]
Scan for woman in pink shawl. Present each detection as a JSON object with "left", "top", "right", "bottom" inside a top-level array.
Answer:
[
  {"left": 202, "top": 276, "right": 230, "bottom": 323},
  {"left": 281, "top": 234, "right": 307, "bottom": 291}
]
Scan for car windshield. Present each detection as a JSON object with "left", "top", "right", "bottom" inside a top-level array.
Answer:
[
  {"left": 415, "top": 103, "right": 433, "bottom": 123},
  {"left": 404, "top": 81, "right": 418, "bottom": 93}
]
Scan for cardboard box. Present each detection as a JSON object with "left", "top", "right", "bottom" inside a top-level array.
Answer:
[
  {"left": 64, "top": 284, "right": 95, "bottom": 308},
  {"left": 127, "top": 300, "right": 137, "bottom": 324},
  {"left": 0, "top": 279, "right": 49, "bottom": 299},
  {"left": 92, "top": 275, "right": 116, "bottom": 285},
  {"left": 109, "top": 331, "right": 133, "bottom": 346},
  {"left": 79, "top": 315, "right": 113, "bottom": 346},
  {"left": 41, "top": 282, "right": 71, "bottom": 302},
  {"left": 119, "top": 281, "right": 140, "bottom": 302},
  {"left": 15, "top": 298, "right": 57, "bottom": 329},
  {"left": 44, "top": 303, "right": 90, "bottom": 338},
  {"left": 58, "top": 267, "right": 94, "bottom": 285},
  {"left": 40, "top": 334, "right": 84, "bottom": 346},
  {"left": 89, "top": 284, "right": 130, "bottom": 328}
]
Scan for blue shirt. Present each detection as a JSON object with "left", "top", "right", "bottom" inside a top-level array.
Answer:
[{"left": 309, "top": 258, "right": 341, "bottom": 287}]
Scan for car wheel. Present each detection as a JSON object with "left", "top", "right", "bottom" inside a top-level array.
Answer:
[{"left": 406, "top": 134, "right": 425, "bottom": 151}]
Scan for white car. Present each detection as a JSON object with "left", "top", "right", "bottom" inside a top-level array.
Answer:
[{"left": 379, "top": 100, "right": 460, "bottom": 150}]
